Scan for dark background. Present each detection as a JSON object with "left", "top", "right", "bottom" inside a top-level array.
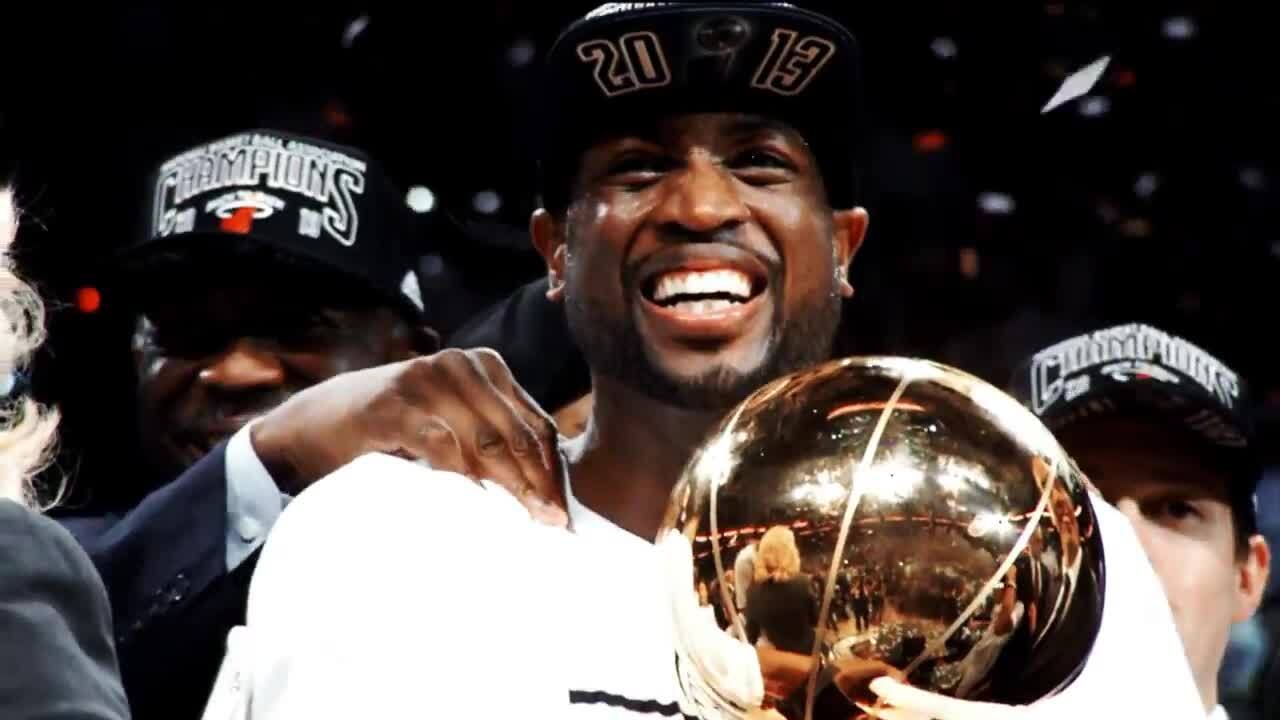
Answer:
[{"left": 2, "top": 0, "right": 1278, "bottom": 712}]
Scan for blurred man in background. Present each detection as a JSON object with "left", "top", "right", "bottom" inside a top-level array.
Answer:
[
  {"left": 67, "top": 127, "right": 588, "bottom": 720},
  {"left": 1014, "top": 322, "right": 1271, "bottom": 719},
  {"left": 63, "top": 129, "right": 444, "bottom": 720}
]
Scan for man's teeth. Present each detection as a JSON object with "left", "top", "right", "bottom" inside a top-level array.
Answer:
[
  {"left": 669, "top": 298, "right": 737, "bottom": 314},
  {"left": 653, "top": 269, "right": 752, "bottom": 303}
]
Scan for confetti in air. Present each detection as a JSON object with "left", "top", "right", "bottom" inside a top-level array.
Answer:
[{"left": 1041, "top": 55, "right": 1111, "bottom": 114}]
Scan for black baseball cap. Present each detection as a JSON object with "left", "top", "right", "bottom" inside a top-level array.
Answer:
[
  {"left": 1010, "top": 322, "right": 1259, "bottom": 532},
  {"left": 115, "top": 129, "right": 426, "bottom": 320},
  {"left": 539, "top": 1, "right": 865, "bottom": 210}
]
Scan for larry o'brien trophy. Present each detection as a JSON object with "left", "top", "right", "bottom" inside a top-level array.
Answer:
[{"left": 656, "top": 357, "right": 1104, "bottom": 719}]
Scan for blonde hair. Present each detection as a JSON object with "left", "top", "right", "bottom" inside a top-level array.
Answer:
[
  {"left": 754, "top": 525, "right": 801, "bottom": 584},
  {"left": 0, "top": 187, "right": 59, "bottom": 508}
]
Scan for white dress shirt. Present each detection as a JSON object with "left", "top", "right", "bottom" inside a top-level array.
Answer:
[{"left": 222, "top": 423, "right": 290, "bottom": 571}]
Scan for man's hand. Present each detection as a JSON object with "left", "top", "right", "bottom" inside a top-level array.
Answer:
[
  {"left": 833, "top": 658, "right": 907, "bottom": 707},
  {"left": 859, "top": 677, "right": 1045, "bottom": 720},
  {"left": 251, "top": 348, "right": 568, "bottom": 526}
]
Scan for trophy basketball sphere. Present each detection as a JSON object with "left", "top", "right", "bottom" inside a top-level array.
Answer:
[{"left": 656, "top": 356, "right": 1104, "bottom": 719}]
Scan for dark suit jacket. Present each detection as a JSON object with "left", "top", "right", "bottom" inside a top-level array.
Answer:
[
  {"left": 0, "top": 498, "right": 130, "bottom": 719},
  {"left": 448, "top": 277, "right": 589, "bottom": 414},
  {"left": 62, "top": 443, "right": 254, "bottom": 720}
]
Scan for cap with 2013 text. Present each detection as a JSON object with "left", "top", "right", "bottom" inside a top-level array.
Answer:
[{"left": 540, "top": 2, "right": 865, "bottom": 208}]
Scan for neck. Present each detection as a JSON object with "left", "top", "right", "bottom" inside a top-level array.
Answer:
[{"left": 566, "top": 375, "right": 725, "bottom": 542}]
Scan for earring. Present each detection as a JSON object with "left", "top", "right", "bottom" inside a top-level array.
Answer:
[
  {"left": 545, "top": 271, "right": 565, "bottom": 301},
  {"left": 837, "top": 266, "right": 854, "bottom": 298}
]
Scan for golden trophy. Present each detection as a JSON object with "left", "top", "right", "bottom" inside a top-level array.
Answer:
[{"left": 657, "top": 357, "right": 1104, "bottom": 719}]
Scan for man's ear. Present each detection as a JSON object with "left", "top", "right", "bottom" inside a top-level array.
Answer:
[
  {"left": 1233, "top": 535, "right": 1271, "bottom": 623},
  {"left": 831, "top": 207, "right": 869, "bottom": 298},
  {"left": 531, "top": 208, "right": 568, "bottom": 303},
  {"left": 130, "top": 315, "right": 151, "bottom": 374}
]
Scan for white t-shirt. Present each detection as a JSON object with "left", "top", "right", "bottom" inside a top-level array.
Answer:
[{"left": 201, "top": 453, "right": 1204, "bottom": 720}]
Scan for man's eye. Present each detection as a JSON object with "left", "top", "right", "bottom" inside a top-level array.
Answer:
[
  {"left": 1163, "top": 500, "right": 1200, "bottom": 520},
  {"left": 731, "top": 149, "right": 794, "bottom": 169},
  {"left": 607, "top": 154, "right": 671, "bottom": 178},
  {"left": 148, "top": 330, "right": 224, "bottom": 357},
  {"left": 1146, "top": 497, "right": 1203, "bottom": 524},
  {"left": 275, "top": 312, "right": 343, "bottom": 346},
  {"left": 730, "top": 149, "right": 796, "bottom": 185}
]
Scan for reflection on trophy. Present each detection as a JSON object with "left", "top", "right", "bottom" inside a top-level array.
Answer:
[{"left": 657, "top": 357, "right": 1105, "bottom": 719}]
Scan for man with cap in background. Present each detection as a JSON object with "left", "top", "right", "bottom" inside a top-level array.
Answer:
[
  {"left": 61, "top": 128, "right": 569, "bottom": 720},
  {"left": 1013, "top": 322, "right": 1271, "bottom": 720}
]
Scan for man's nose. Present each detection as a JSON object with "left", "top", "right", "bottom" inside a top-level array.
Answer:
[
  {"left": 651, "top": 154, "right": 750, "bottom": 236},
  {"left": 198, "top": 339, "right": 286, "bottom": 391}
]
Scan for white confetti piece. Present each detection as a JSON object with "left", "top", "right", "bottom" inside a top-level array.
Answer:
[{"left": 1041, "top": 55, "right": 1111, "bottom": 114}]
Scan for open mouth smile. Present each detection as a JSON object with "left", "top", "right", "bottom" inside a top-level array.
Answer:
[{"left": 636, "top": 247, "right": 772, "bottom": 339}]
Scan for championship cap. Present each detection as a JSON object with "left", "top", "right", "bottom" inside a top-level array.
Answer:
[
  {"left": 1010, "top": 322, "right": 1260, "bottom": 531},
  {"left": 116, "top": 129, "right": 426, "bottom": 319},
  {"left": 539, "top": 2, "right": 865, "bottom": 209}
]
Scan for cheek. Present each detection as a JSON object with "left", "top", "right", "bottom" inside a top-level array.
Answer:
[
  {"left": 136, "top": 358, "right": 200, "bottom": 420},
  {"left": 757, "top": 206, "right": 835, "bottom": 294},
  {"left": 1138, "top": 526, "right": 1236, "bottom": 613},
  {"left": 288, "top": 349, "right": 378, "bottom": 381},
  {"left": 566, "top": 202, "right": 636, "bottom": 302}
]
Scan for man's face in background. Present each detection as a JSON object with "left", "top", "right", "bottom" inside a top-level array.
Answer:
[
  {"left": 132, "top": 272, "right": 417, "bottom": 480},
  {"left": 1059, "top": 416, "right": 1270, "bottom": 709}
]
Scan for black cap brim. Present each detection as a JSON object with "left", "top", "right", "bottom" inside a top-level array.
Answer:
[
  {"left": 1010, "top": 322, "right": 1260, "bottom": 529},
  {"left": 109, "top": 231, "right": 425, "bottom": 322}
]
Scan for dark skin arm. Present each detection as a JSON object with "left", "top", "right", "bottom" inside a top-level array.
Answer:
[{"left": 250, "top": 348, "right": 568, "bottom": 526}]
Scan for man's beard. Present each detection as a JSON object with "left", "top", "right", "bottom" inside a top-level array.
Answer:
[{"left": 565, "top": 283, "right": 842, "bottom": 412}]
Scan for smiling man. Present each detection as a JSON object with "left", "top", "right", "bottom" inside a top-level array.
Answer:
[
  {"left": 202, "top": 5, "right": 1205, "bottom": 720},
  {"left": 124, "top": 129, "right": 439, "bottom": 484},
  {"left": 109, "top": 135, "right": 442, "bottom": 483}
]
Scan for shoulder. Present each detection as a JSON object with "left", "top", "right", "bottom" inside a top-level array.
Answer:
[
  {"left": 0, "top": 499, "right": 102, "bottom": 588},
  {"left": 227, "top": 455, "right": 575, "bottom": 718},
  {"left": 267, "top": 453, "right": 529, "bottom": 544},
  {"left": 246, "top": 453, "right": 547, "bottom": 625},
  {"left": 0, "top": 501, "right": 127, "bottom": 719}
]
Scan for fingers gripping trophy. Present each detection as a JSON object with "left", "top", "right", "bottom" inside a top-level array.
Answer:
[{"left": 657, "top": 357, "right": 1105, "bottom": 719}]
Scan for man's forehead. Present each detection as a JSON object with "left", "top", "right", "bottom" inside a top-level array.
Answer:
[
  {"left": 592, "top": 111, "right": 810, "bottom": 147},
  {"left": 1072, "top": 446, "right": 1234, "bottom": 500}
]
